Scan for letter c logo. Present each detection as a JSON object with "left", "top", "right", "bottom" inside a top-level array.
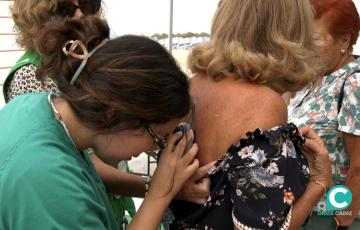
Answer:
[{"left": 326, "top": 185, "right": 352, "bottom": 210}]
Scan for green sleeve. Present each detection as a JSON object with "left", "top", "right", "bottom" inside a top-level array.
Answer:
[{"left": 1, "top": 156, "right": 112, "bottom": 230}]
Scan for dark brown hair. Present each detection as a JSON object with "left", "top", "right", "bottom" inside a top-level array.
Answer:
[{"left": 36, "top": 16, "right": 191, "bottom": 132}]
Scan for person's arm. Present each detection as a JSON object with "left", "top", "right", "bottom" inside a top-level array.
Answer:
[
  {"left": 90, "top": 153, "right": 146, "bottom": 197},
  {"left": 128, "top": 129, "right": 199, "bottom": 229},
  {"left": 335, "top": 133, "right": 360, "bottom": 226},
  {"left": 334, "top": 72, "right": 360, "bottom": 226},
  {"left": 288, "top": 182, "right": 325, "bottom": 229},
  {"left": 288, "top": 126, "right": 332, "bottom": 229},
  {"left": 91, "top": 152, "right": 212, "bottom": 203}
]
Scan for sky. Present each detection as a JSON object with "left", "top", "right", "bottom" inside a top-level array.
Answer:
[
  {"left": 101, "top": 0, "right": 360, "bottom": 52},
  {"left": 102, "top": 0, "right": 219, "bottom": 37}
]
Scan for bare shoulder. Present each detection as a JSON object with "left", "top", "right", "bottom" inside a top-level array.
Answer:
[
  {"left": 191, "top": 76, "right": 288, "bottom": 128},
  {"left": 239, "top": 83, "right": 288, "bottom": 130}
]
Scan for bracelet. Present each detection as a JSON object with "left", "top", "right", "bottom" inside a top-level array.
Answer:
[
  {"left": 311, "top": 179, "right": 327, "bottom": 195},
  {"left": 144, "top": 176, "right": 151, "bottom": 196}
]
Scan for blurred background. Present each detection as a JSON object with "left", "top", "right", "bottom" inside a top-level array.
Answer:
[{"left": 1, "top": 0, "right": 360, "bottom": 107}]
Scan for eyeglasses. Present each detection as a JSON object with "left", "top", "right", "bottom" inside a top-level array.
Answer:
[
  {"left": 56, "top": 0, "right": 101, "bottom": 17},
  {"left": 143, "top": 123, "right": 166, "bottom": 158}
]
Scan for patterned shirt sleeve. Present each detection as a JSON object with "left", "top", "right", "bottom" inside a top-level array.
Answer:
[
  {"left": 338, "top": 72, "right": 360, "bottom": 136},
  {"left": 6, "top": 64, "right": 58, "bottom": 102}
]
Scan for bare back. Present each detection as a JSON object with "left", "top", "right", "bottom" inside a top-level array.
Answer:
[{"left": 190, "top": 74, "right": 288, "bottom": 165}]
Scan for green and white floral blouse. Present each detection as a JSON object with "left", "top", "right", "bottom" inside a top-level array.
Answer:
[{"left": 288, "top": 57, "right": 360, "bottom": 187}]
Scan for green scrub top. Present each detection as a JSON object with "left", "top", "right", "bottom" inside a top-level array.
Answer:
[{"left": 0, "top": 93, "right": 118, "bottom": 230}]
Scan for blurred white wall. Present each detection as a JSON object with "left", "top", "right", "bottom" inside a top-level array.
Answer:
[{"left": 0, "top": 0, "right": 20, "bottom": 107}]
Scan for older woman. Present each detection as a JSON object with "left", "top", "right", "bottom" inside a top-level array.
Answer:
[
  {"left": 169, "top": 0, "right": 332, "bottom": 229},
  {"left": 288, "top": 0, "right": 360, "bottom": 229}
]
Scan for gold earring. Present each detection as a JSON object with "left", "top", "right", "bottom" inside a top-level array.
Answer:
[{"left": 340, "top": 49, "right": 346, "bottom": 54}]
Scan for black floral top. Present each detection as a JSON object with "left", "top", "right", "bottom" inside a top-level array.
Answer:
[{"left": 169, "top": 123, "right": 309, "bottom": 230}]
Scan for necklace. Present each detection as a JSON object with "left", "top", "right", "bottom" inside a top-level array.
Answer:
[{"left": 48, "top": 94, "right": 77, "bottom": 147}]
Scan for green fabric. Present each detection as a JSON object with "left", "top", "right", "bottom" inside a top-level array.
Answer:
[
  {"left": 107, "top": 161, "right": 136, "bottom": 225},
  {"left": 0, "top": 93, "right": 118, "bottom": 230},
  {"left": 83, "top": 151, "right": 137, "bottom": 226},
  {"left": 108, "top": 194, "right": 136, "bottom": 224},
  {"left": 301, "top": 212, "right": 360, "bottom": 230},
  {"left": 3, "top": 51, "right": 41, "bottom": 103}
]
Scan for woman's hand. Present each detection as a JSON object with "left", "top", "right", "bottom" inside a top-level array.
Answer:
[
  {"left": 147, "top": 129, "right": 200, "bottom": 202},
  {"left": 129, "top": 130, "right": 199, "bottom": 230},
  {"left": 299, "top": 126, "right": 332, "bottom": 191},
  {"left": 176, "top": 161, "right": 215, "bottom": 204},
  {"left": 286, "top": 126, "right": 332, "bottom": 230}
]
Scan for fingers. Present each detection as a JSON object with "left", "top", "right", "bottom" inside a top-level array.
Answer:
[
  {"left": 182, "top": 158, "right": 200, "bottom": 182},
  {"left": 176, "top": 172, "right": 211, "bottom": 204},
  {"left": 171, "top": 129, "right": 195, "bottom": 161},
  {"left": 299, "top": 126, "right": 324, "bottom": 146},
  {"left": 198, "top": 177, "right": 211, "bottom": 195},
  {"left": 166, "top": 131, "right": 183, "bottom": 152},
  {"left": 166, "top": 128, "right": 194, "bottom": 159},
  {"left": 299, "top": 126, "right": 327, "bottom": 157},
  {"left": 299, "top": 126, "right": 316, "bottom": 138},
  {"left": 298, "top": 128, "right": 332, "bottom": 189},
  {"left": 189, "top": 176, "right": 211, "bottom": 197},
  {"left": 189, "top": 161, "right": 216, "bottom": 182},
  {"left": 153, "top": 127, "right": 200, "bottom": 199},
  {"left": 159, "top": 130, "right": 187, "bottom": 162},
  {"left": 181, "top": 143, "right": 199, "bottom": 168}
]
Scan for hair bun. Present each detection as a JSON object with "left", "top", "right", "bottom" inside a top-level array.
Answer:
[{"left": 36, "top": 15, "right": 110, "bottom": 83}]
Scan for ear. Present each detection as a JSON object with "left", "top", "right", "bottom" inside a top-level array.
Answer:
[{"left": 338, "top": 33, "right": 351, "bottom": 51}]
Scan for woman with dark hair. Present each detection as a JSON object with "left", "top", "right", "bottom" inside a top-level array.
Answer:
[
  {"left": 4, "top": 1, "right": 212, "bottom": 227},
  {"left": 0, "top": 16, "right": 199, "bottom": 229},
  {"left": 288, "top": 0, "right": 360, "bottom": 228},
  {"left": 3, "top": 0, "right": 142, "bottom": 226}
]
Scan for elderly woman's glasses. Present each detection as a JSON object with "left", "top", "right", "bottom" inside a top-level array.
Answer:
[
  {"left": 143, "top": 123, "right": 166, "bottom": 158},
  {"left": 56, "top": 0, "right": 100, "bottom": 17}
]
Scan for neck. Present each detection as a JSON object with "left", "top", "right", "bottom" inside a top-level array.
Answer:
[
  {"left": 326, "top": 54, "right": 354, "bottom": 75},
  {"left": 52, "top": 97, "right": 94, "bottom": 151}
]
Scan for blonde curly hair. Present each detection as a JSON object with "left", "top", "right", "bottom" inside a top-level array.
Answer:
[
  {"left": 188, "top": 0, "right": 321, "bottom": 93},
  {"left": 11, "top": 0, "right": 61, "bottom": 51},
  {"left": 11, "top": 0, "right": 102, "bottom": 52}
]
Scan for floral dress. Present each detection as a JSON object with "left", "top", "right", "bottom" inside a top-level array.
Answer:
[
  {"left": 288, "top": 57, "right": 360, "bottom": 212},
  {"left": 169, "top": 123, "right": 309, "bottom": 230}
]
